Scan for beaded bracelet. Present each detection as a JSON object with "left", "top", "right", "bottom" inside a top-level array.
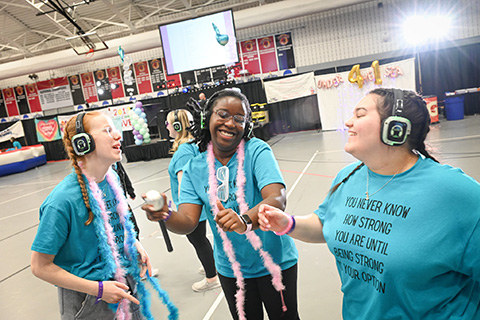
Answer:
[
  {"left": 274, "top": 215, "right": 295, "bottom": 236},
  {"left": 95, "top": 281, "right": 103, "bottom": 304},
  {"left": 164, "top": 200, "right": 172, "bottom": 221}
]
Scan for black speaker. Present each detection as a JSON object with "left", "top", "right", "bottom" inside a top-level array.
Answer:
[
  {"left": 71, "top": 112, "right": 95, "bottom": 156},
  {"left": 381, "top": 89, "right": 411, "bottom": 146},
  {"left": 156, "top": 111, "right": 170, "bottom": 140}
]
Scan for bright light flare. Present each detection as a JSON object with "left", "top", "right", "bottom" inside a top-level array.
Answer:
[{"left": 403, "top": 15, "right": 452, "bottom": 45}]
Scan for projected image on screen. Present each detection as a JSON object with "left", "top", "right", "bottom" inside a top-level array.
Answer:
[{"left": 159, "top": 10, "right": 238, "bottom": 75}]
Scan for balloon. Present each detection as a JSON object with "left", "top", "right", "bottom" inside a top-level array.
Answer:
[
  {"left": 140, "top": 128, "right": 146, "bottom": 135},
  {"left": 136, "top": 133, "right": 143, "bottom": 140},
  {"left": 134, "top": 123, "right": 141, "bottom": 131},
  {"left": 135, "top": 139, "right": 143, "bottom": 146},
  {"left": 128, "top": 110, "right": 136, "bottom": 117},
  {"left": 135, "top": 101, "right": 143, "bottom": 108},
  {"left": 140, "top": 107, "right": 145, "bottom": 112},
  {"left": 144, "top": 138, "right": 151, "bottom": 144},
  {"left": 348, "top": 64, "right": 364, "bottom": 88},
  {"left": 134, "top": 108, "right": 142, "bottom": 115},
  {"left": 142, "top": 122, "right": 148, "bottom": 128},
  {"left": 137, "top": 118, "right": 145, "bottom": 125},
  {"left": 132, "top": 130, "right": 139, "bottom": 135},
  {"left": 140, "top": 112, "right": 146, "bottom": 119},
  {"left": 372, "top": 60, "right": 382, "bottom": 85},
  {"left": 143, "top": 132, "right": 150, "bottom": 140},
  {"left": 132, "top": 114, "right": 139, "bottom": 121}
]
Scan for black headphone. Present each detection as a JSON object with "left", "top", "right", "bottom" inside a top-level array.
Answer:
[
  {"left": 381, "top": 89, "right": 412, "bottom": 146},
  {"left": 172, "top": 110, "right": 182, "bottom": 132},
  {"left": 71, "top": 112, "right": 95, "bottom": 156}
]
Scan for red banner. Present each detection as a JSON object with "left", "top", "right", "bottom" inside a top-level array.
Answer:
[
  {"left": 240, "top": 39, "right": 261, "bottom": 75},
  {"left": 162, "top": 58, "right": 181, "bottom": 88},
  {"left": 2, "top": 88, "right": 19, "bottom": 116},
  {"left": 80, "top": 72, "right": 99, "bottom": 103},
  {"left": 36, "top": 77, "right": 70, "bottom": 90},
  {"left": 107, "top": 67, "right": 125, "bottom": 99},
  {"left": 258, "top": 36, "right": 278, "bottom": 73},
  {"left": 134, "top": 61, "right": 153, "bottom": 94},
  {"left": 25, "top": 83, "right": 42, "bottom": 112}
]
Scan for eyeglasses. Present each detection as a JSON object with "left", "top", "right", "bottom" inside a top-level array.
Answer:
[
  {"left": 213, "top": 109, "right": 246, "bottom": 126},
  {"left": 100, "top": 126, "right": 121, "bottom": 139},
  {"left": 216, "top": 166, "right": 229, "bottom": 202}
]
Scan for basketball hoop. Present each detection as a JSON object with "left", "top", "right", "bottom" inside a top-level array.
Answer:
[{"left": 85, "top": 48, "right": 95, "bottom": 59}]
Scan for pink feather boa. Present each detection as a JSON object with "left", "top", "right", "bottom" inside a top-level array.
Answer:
[{"left": 207, "top": 140, "right": 286, "bottom": 319}]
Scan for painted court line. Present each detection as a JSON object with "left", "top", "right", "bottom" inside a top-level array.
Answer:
[{"left": 202, "top": 150, "right": 318, "bottom": 319}]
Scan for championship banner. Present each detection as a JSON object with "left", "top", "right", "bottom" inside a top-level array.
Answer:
[
  {"left": 35, "top": 117, "right": 61, "bottom": 142},
  {"left": 68, "top": 75, "right": 85, "bottom": 106},
  {"left": 0, "top": 121, "right": 25, "bottom": 143},
  {"left": 275, "top": 32, "right": 295, "bottom": 70},
  {"left": 14, "top": 85, "right": 30, "bottom": 115},
  {"left": 314, "top": 58, "right": 416, "bottom": 131},
  {"left": 94, "top": 69, "right": 112, "bottom": 101},
  {"left": 134, "top": 61, "right": 153, "bottom": 94},
  {"left": 240, "top": 39, "right": 261, "bottom": 75},
  {"left": 37, "top": 77, "right": 74, "bottom": 110},
  {"left": 2, "top": 88, "right": 19, "bottom": 116},
  {"left": 25, "top": 83, "right": 42, "bottom": 112},
  {"left": 258, "top": 36, "right": 278, "bottom": 74},
  {"left": 0, "top": 89, "right": 6, "bottom": 118},
  {"left": 80, "top": 72, "right": 99, "bottom": 103},
  {"left": 264, "top": 72, "right": 316, "bottom": 103},
  {"left": 148, "top": 58, "right": 166, "bottom": 91},
  {"left": 107, "top": 67, "right": 125, "bottom": 99}
]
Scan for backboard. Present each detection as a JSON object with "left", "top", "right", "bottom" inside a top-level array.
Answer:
[{"left": 65, "top": 32, "right": 108, "bottom": 55}]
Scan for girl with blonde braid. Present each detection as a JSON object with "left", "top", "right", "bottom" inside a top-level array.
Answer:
[{"left": 31, "top": 111, "right": 177, "bottom": 320}]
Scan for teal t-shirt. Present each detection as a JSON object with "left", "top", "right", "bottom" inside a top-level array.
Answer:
[
  {"left": 167, "top": 142, "right": 207, "bottom": 221},
  {"left": 13, "top": 141, "right": 21, "bottom": 149},
  {"left": 31, "top": 172, "right": 129, "bottom": 281},
  {"left": 315, "top": 157, "right": 480, "bottom": 320},
  {"left": 179, "top": 138, "right": 298, "bottom": 278}
]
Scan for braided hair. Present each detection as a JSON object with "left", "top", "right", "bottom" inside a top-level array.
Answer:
[
  {"left": 329, "top": 88, "right": 438, "bottom": 196},
  {"left": 63, "top": 111, "right": 101, "bottom": 225},
  {"left": 185, "top": 88, "right": 253, "bottom": 153}
]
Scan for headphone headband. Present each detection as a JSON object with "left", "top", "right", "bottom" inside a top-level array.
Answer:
[{"left": 75, "top": 112, "right": 86, "bottom": 134}]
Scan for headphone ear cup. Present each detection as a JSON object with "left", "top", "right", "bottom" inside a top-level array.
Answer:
[
  {"left": 173, "top": 121, "right": 182, "bottom": 132},
  {"left": 381, "top": 116, "right": 412, "bottom": 146},
  {"left": 71, "top": 132, "right": 95, "bottom": 156}
]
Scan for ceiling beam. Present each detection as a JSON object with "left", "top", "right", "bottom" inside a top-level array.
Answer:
[
  {"left": 100, "top": 0, "right": 137, "bottom": 32},
  {"left": 23, "top": 0, "right": 74, "bottom": 36}
]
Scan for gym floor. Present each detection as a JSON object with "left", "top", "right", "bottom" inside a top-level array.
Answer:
[{"left": 1, "top": 114, "right": 479, "bottom": 319}]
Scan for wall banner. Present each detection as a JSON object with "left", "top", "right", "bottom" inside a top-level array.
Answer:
[
  {"left": 35, "top": 117, "right": 61, "bottom": 142},
  {"left": 0, "top": 121, "right": 25, "bottom": 142},
  {"left": 264, "top": 72, "right": 316, "bottom": 103},
  {"left": 37, "top": 77, "right": 74, "bottom": 110}
]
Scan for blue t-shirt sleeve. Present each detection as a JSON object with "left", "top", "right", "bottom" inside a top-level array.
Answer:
[
  {"left": 178, "top": 160, "right": 203, "bottom": 206},
  {"left": 251, "top": 141, "right": 285, "bottom": 190},
  {"left": 172, "top": 143, "right": 197, "bottom": 175},
  {"left": 31, "top": 204, "right": 69, "bottom": 255}
]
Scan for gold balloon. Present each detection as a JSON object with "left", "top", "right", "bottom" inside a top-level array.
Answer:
[
  {"left": 348, "top": 64, "right": 364, "bottom": 88},
  {"left": 372, "top": 60, "right": 382, "bottom": 85}
]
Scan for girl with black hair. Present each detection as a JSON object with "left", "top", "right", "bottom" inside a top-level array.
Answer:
[
  {"left": 143, "top": 88, "right": 300, "bottom": 320},
  {"left": 258, "top": 88, "right": 480, "bottom": 320}
]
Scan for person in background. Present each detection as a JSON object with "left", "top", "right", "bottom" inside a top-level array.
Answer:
[
  {"left": 10, "top": 137, "right": 22, "bottom": 150},
  {"left": 198, "top": 92, "right": 207, "bottom": 108},
  {"left": 143, "top": 88, "right": 300, "bottom": 319},
  {"left": 165, "top": 108, "right": 220, "bottom": 292},
  {"left": 258, "top": 88, "right": 480, "bottom": 320},
  {"left": 31, "top": 111, "right": 177, "bottom": 320}
]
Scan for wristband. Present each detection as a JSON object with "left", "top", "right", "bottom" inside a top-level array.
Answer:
[
  {"left": 95, "top": 281, "right": 103, "bottom": 304},
  {"left": 164, "top": 200, "right": 172, "bottom": 221},
  {"left": 238, "top": 214, "right": 252, "bottom": 234},
  {"left": 274, "top": 215, "right": 295, "bottom": 236}
]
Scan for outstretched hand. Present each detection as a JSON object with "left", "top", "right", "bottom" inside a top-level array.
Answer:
[
  {"left": 101, "top": 281, "right": 140, "bottom": 305},
  {"left": 215, "top": 200, "right": 246, "bottom": 233},
  {"left": 258, "top": 204, "right": 290, "bottom": 233},
  {"left": 141, "top": 193, "right": 169, "bottom": 222}
]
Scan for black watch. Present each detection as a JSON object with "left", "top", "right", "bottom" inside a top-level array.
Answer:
[{"left": 240, "top": 214, "right": 252, "bottom": 225}]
